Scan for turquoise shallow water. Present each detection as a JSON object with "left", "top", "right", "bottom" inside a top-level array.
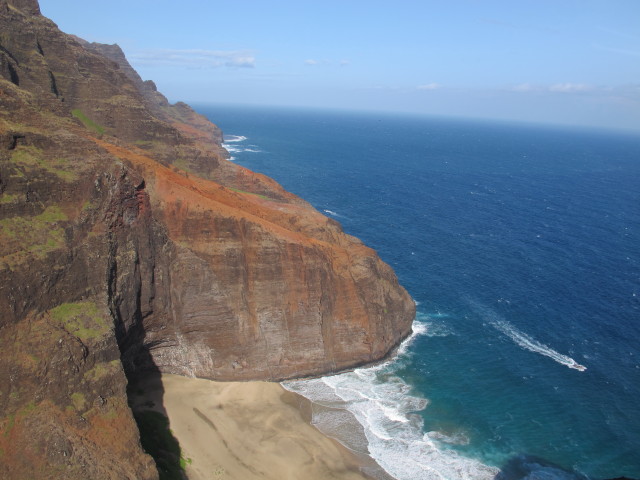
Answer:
[{"left": 196, "top": 104, "right": 640, "bottom": 480}]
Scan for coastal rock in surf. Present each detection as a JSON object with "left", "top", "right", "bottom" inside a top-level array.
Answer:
[{"left": 0, "top": 1, "right": 415, "bottom": 477}]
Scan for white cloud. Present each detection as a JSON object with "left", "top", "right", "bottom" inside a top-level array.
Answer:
[
  {"left": 417, "top": 83, "right": 441, "bottom": 90},
  {"left": 548, "top": 83, "right": 593, "bottom": 93},
  {"left": 511, "top": 83, "right": 538, "bottom": 92},
  {"left": 130, "top": 48, "right": 256, "bottom": 68},
  {"left": 509, "top": 83, "right": 595, "bottom": 94},
  {"left": 224, "top": 55, "right": 256, "bottom": 68},
  {"left": 304, "top": 59, "right": 350, "bottom": 67}
]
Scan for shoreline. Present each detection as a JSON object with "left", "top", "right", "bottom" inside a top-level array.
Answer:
[
  {"left": 130, "top": 373, "right": 394, "bottom": 480},
  {"left": 279, "top": 386, "right": 396, "bottom": 480}
]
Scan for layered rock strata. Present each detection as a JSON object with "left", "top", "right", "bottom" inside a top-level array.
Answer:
[{"left": 0, "top": 0, "right": 415, "bottom": 477}]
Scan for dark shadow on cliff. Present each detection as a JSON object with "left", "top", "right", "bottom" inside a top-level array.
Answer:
[{"left": 121, "top": 325, "right": 189, "bottom": 480}]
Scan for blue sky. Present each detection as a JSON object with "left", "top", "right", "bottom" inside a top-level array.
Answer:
[{"left": 40, "top": 0, "right": 640, "bottom": 131}]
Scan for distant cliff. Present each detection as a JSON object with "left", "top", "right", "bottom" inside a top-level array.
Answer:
[{"left": 0, "top": 0, "right": 415, "bottom": 478}]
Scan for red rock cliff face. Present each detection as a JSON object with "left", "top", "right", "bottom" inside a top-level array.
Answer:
[
  {"left": 109, "top": 140, "right": 415, "bottom": 380},
  {"left": 0, "top": 0, "right": 415, "bottom": 476}
]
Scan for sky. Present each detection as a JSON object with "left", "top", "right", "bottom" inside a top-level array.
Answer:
[{"left": 39, "top": 0, "right": 640, "bottom": 132}]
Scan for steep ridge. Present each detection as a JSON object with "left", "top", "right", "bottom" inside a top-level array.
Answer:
[{"left": 0, "top": 0, "right": 415, "bottom": 477}]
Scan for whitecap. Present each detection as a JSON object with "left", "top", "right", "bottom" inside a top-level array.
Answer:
[
  {"left": 222, "top": 135, "right": 262, "bottom": 159},
  {"left": 223, "top": 134, "right": 247, "bottom": 143},
  {"left": 324, "top": 208, "right": 350, "bottom": 218},
  {"left": 426, "top": 312, "right": 449, "bottom": 318},
  {"left": 410, "top": 312, "right": 454, "bottom": 339},
  {"left": 222, "top": 144, "right": 242, "bottom": 153},
  {"left": 423, "top": 322, "right": 455, "bottom": 338}
]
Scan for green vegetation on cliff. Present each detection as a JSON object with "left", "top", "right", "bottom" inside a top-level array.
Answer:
[
  {"left": 50, "top": 301, "right": 111, "bottom": 341},
  {"left": 10, "top": 146, "right": 78, "bottom": 182},
  {"left": 69, "top": 392, "right": 86, "bottom": 411},
  {"left": 0, "top": 206, "right": 68, "bottom": 267},
  {"left": 71, "top": 109, "right": 105, "bottom": 135},
  {"left": 83, "top": 359, "right": 121, "bottom": 382},
  {"left": 0, "top": 193, "right": 21, "bottom": 205}
]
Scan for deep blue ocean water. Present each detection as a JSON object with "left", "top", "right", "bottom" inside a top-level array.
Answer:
[{"left": 195, "top": 104, "right": 640, "bottom": 480}]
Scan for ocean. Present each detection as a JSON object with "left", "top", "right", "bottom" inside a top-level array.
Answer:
[{"left": 195, "top": 104, "right": 640, "bottom": 480}]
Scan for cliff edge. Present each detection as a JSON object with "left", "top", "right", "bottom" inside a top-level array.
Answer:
[{"left": 0, "top": 0, "right": 415, "bottom": 477}]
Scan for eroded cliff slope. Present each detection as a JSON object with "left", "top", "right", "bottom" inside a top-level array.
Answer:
[{"left": 0, "top": 0, "right": 415, "bottom": 477}]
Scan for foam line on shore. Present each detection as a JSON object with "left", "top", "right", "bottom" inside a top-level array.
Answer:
[{"left": 283, "top": 315, "right": 500, "bottom": 480}]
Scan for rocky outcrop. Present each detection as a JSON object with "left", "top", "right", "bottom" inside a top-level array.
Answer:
[
  {"left": 0, "top": 0, "right": 415, "bottom": 477},
  {"left": 0, "top": 305, "right": 158, "bottom": 479}
]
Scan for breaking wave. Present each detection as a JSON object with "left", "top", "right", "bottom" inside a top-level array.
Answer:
[
  {"left": 282, "top": 317, "right": 499, "bottom": 480},
  {"left": 222, "top": 134, "right": 261, "bottom": 161},
  {"left": 223, "top": 134, "right": 247, "bottom": 142}
]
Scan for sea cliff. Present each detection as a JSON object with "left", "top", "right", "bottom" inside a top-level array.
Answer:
[{"left": 0, "top": 0, "right": 415, "bottom": 477}]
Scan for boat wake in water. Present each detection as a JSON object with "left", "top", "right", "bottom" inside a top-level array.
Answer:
[{"left": 470, "top": 300, "right": 587, "bottom": 372}]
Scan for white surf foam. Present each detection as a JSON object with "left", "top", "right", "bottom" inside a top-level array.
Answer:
[
  {"left": 469, "top": 300, "right": 587, "bottom": 372},
  {"left": 222, "top": 135, "right": 262, "bottom": 159},
  {"left": 427, "top": 430, "right": 470, "bottom": 446},
  {"left": 422, "top": 321, "right": 454, "bottom": 338},
  {"left": 223, "top": 134, "right": 247, "bottom": 143},
  {"left": 395, "top": 315, "right": 430, "bottom": 356},
  {"left": 222, "top": 144, "right": 242, "bottom": 153},
  {"left": 323, "top": 209, "right": 349, "bottom": 219},
  {"left": 283, "top": 317, "right": 499, "bottom": 480}
]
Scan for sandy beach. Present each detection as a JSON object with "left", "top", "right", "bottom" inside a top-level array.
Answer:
[{"left": 131, "top": 373, "right": 380, "bottom": 480}]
